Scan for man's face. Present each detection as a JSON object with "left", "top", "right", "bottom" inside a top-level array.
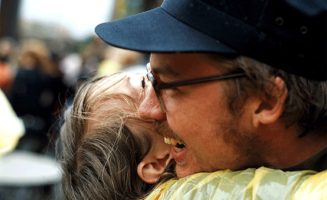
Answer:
[{"left": 139, "top": 53, "right": 262, "bottom": 177}]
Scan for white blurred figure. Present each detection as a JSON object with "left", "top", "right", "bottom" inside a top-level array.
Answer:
[
  {"left": 60, "top": 53, "right": 82, "bottom": 87},
  {"left": 0, "top": 89, "right": 24, "bottom": 156}
]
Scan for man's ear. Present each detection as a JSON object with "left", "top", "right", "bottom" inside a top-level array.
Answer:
[
  {"left": 137, "top": 154, "right": 169, "bottom": 184},
  {"left": 252, "top": 77, "right": 288, "bottom": 127}
]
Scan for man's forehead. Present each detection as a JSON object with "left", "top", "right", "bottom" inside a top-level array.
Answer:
[
  {"left": 149, "top": 54, "right": 183, "bottom": 76},
  {"left": 149, "top": 53, "right": 228, "bottom": 75},
  {"left": 150, "top": 63, "right": 180, "bottom": 76}
]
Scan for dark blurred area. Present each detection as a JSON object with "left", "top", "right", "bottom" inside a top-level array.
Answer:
[{"left": 0, "top": 0, "right": 161, "bottom": 199}]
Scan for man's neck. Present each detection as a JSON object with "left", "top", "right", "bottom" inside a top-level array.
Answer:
[
  {"left": 285, "top": 146, "right": 327, "bottom": 171},
  {"left": 265, "top": 126, "right": 327, "bottom": 171}
]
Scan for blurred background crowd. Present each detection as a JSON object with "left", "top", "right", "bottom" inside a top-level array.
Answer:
[{"left": 0, "top": 0, "right": 162, "bottom": 199}]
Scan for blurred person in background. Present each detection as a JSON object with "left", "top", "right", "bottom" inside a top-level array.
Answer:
[
  {"left": 7, "top": 38, "right": 68, "bottom": 153},
  {"left": 0, "top": 37, "right": 17, "bottom": 94},
  {"left": 59, "top": 51, "right": 82, "bottom": 89},
  {"left": 97, "top": 46, "right": 144, "bottom": 76},
  {"left": 79, "top": 36, "right": 108, "bottom": 79},
  {"left": 78, "top": 36, "right": 146, "bottom": 83}
]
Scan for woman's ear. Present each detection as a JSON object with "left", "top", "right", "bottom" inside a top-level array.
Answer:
[
  {"left": 137, "top": 154, "right": 169, "bottom": 184},
  {"left": 252, "top": 77, "right": 288, "bottom": 127}
]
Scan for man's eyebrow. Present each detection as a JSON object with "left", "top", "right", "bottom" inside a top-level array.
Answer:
[{"left": 151, "top": 64, "right": 180, "bottom": 76}]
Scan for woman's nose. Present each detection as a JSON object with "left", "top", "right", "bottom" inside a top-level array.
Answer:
[{"left": 138, "top": 85, "right": 166, "bottom": 121}]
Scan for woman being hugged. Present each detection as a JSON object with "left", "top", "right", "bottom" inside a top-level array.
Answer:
[{"left": 57, "top": 73, "right": 174, "bottom": 200}]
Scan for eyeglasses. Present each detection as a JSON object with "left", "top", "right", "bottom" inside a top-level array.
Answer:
[{"left": 145, "top": 63, "right": 246, "bottom": 110}]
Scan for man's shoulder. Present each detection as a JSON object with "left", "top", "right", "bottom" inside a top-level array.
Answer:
[{"left": 146, "top": 167, "right": 327, "bottom": 200}]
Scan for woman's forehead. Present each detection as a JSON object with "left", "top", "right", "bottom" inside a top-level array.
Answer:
[{"left": 107, "top": 73, "right": 143, "bottom": 97}]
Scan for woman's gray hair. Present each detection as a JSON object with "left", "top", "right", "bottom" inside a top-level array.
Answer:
[{"left": 56, "top": 75, "right": 151, "bottom": 200}]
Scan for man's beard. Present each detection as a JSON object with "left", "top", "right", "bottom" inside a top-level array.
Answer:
[
  {"left": 153, "top": 116, "right": 266, "bottom": 170},
  {"left": 221, "top": 117, "right": 266, "bottom": 169}
]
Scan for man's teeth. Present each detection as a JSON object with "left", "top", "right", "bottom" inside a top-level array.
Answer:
[
  {"left": 164, "top": 137, "right": 185, "bottom": 148},
  {"left": 164, "top": 137, "right": 177, "bottom": 145}
]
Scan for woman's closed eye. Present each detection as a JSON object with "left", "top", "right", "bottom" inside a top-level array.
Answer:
[{"left": 141, "top": 77, "right": 146, "bottom": 89}]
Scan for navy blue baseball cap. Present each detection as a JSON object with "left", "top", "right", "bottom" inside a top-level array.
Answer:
[{"left": 96, "top": 0, "right": 327, "bottom": 81}]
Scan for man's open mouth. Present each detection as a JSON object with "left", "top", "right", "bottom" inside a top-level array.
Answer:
[
  {"left": 164, "top": 137, "right": 186, "bottom": 150},
  {"left": 164, "top": 136, "right": 189, "bottom": 175}
]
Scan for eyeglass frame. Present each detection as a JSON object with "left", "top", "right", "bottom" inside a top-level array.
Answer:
[{"left": 145, "top": 63, "right": 247, "bottom": 110}]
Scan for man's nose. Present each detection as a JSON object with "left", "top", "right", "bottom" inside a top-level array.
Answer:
[{"left": 138, "top": 86, "right": 166, "bottom": 121}]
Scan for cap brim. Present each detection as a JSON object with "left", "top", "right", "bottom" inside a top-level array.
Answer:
[{"left": 95, "top": 8, "right": 236, "bottom": 54}]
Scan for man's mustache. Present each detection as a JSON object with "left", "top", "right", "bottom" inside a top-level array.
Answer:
[{"left": 154, "top": 121, "right": 175, "bottom": 137}]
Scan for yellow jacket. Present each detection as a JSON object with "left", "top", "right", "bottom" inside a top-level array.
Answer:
[{"left": 146, "top": 167, "right": 326, "bottom": 200}]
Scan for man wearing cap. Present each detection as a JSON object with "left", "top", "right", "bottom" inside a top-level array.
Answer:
[{"left": 96, "top": 0, "right": 327, "bottom": 179}]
